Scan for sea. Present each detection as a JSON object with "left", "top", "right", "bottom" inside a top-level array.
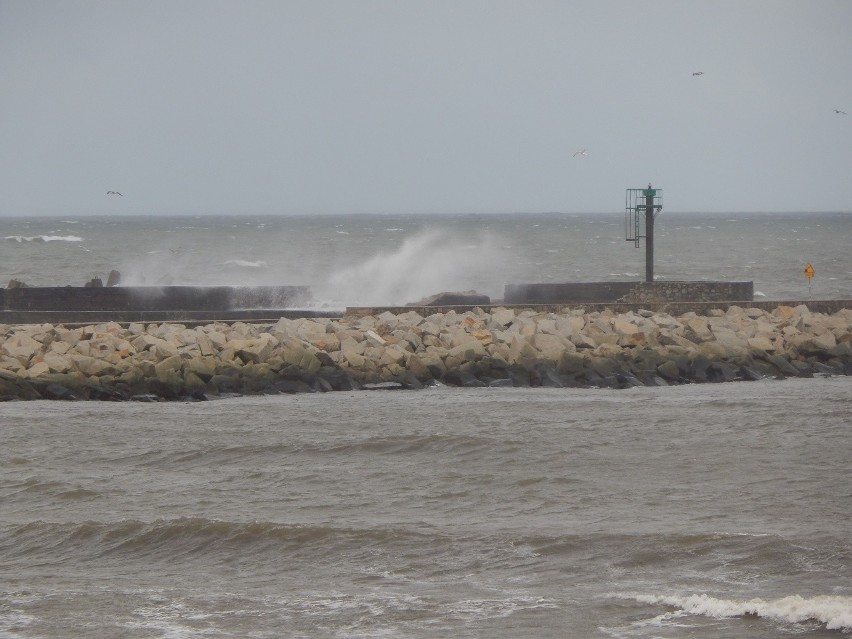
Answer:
[
  {"left": 0, "top": 211, "right": 850, "bottom": 306},
  {"left": 1, "top": 211, "right": 851, "bottom": 638}
]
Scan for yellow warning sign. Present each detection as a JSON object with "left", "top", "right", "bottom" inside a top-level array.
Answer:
[{"left": 804, "top": 263, "right": 815, "bottom": 279}]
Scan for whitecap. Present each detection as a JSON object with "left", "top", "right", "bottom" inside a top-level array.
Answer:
[
  {"left": 612, "top": 592, "right": 852, "bottom": 632},
  {"left": 222, "top": 259, "right": 267, "bottom": 268},
  {"left": 754, "top": 291, "right": 767, "bottom": 297},
  {"left": 5, "top": 235, "right": 84, "bottom": 243}
]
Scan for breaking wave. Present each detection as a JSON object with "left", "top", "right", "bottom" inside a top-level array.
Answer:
[
  {"left": 615, "top": 592, "right": 852, "bottom": 632},
  {"left": 222, "top": 259, "right": 267, "bottom": 268},
  {"left": 319, "top": 229, "right": 503, "bottom": 306},
  {"left": 5, "top": 235, "right": 83, "bottom": 243}
]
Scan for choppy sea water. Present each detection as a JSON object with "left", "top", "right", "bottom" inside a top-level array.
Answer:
[
  {"left": 1, "top": 212, "right": 850, "bottom": 637},
  {"left": 1, "top": 378, "right": 850, "bottom": 638},
  {"left": 1, "top": 211, "right": 850, "bottom": 306}
]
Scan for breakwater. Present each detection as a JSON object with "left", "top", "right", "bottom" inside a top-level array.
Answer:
[
  {"left": 1, "top": 303, "right": 850, "bottom": 401},
  {"left": 0, "top": 285, "right": 313, "bottom": 311},
  {"left": 503, "top": 280, "right": 754, "bottom": 304}
]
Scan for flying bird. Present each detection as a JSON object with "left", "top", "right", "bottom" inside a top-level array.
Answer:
[
  {"left": 834, "top": 109, "right": 847, "bottom": 115},
  {"left": 692, "top": 71, "right": 704, "bottom": 76},
  {"left": 106, "top": 191, "right": 123, "bottom": 196},
  {"left": 573, "top": 149, "right": 588, "bottom": 157}
]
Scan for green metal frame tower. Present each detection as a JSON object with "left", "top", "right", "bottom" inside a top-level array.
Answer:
[{"left": 625, "top": 184, "right": 663, "bottom": 283}]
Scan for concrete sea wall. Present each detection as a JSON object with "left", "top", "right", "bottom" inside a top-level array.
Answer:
[
  {"left": 0, "top": 285, "right": 311, "bottom": 311},
  {"left": 503, "top": 281, "right": 754, "bottom": 304},
  {"left": 0, "top": 285, "right": 319, "bottom": 325},
  {"left": 0, "top": 303, "right": 850, "bottom": 401}
]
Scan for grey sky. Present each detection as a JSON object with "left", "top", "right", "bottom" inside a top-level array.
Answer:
[{"left": 1, "top": 0, "right": 850, "bottom": 216}]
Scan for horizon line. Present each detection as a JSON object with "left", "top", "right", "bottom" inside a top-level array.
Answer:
[{"left": 0, "top": 209, "right": 850, "bottom": 218}]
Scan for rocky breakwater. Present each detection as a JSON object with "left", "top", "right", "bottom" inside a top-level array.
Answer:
[{"left": 0, "top": 304, "right": 850, "bottom": 401}]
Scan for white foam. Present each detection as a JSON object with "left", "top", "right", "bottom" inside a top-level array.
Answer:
[
  {"left": 614, "top": 592, "right": 852, "bottom": 632},
  {"left": 0, "top": 611, "right": 36, "bottom": 631},
  {"left": 319, "top": 229, "right": 503, "bottom": 307},
  {"left": 442, "top": 596, "right": 559, "bottom": 621},
  {"left": 5, "top": 234, "right": 84, "bottom": 243},
  {"left": 222, "top": 259, "right": 267, "bottom": 268}
]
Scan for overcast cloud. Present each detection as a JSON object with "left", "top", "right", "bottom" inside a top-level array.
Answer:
[{"left": 1, "top": 0, "right": 850, "bottom": 216}]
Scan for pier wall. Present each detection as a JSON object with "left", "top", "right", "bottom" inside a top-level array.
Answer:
[
  {"left": 346, "top": 299, "right": 852, "bottom": 318},
  {"left": 503, "top": 281, "right": 753, "bottom": 305},
  {"left": 0, "top": 286, "right": 322, "bottom": 324},
  {"left": 0, "top": 286, "right": 311, "bottom": 312}
]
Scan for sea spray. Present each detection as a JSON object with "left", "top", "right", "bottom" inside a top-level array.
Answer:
[
  {"left": 118, "top": 247, "right": 196, "bottom": 286},
  {"left": 318, "top": 230, "right": 505, "bottom": 307},
  {"left": 119, "top": 251, "right": 278, "bottom": 288},
  {"left": 83, "top": 226, "right": 510, "bottom": 305}
]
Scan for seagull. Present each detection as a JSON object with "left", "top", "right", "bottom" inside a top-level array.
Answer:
[
  {"left": 573, "top": 148, "right": 588, "bottom": 157},
  {"left": 692, "top": 71, "right": 704, "bottom": 76},
  {"left": 834, "top": 109, "right": 847, "bottom": 115},
  {"left": 106, "top": 191, "right": 123, "bottom": 196}
]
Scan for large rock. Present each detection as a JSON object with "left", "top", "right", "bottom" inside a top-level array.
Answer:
[
  {"left": 26, "top": 361, "right": 52, "bottom": 378},
  {"left": 490, "top": 307, "right": 515, "bottom": 327},
  {"left": 532, "top": 333, "right": 572, "bottom": 361},
  {"left": 612, "top": 318, "right": 641, "bottom": 336},
  {"left": 747, "top": 336, "right": 776, "bottom": 352},
  {"left": 230, "top": 336, "right": 276, "bottom": 364},
  {"left": 70, "top": 354, "right": 119, "bottom": 377},
  {"left": 131, "top": 334, "right": 178, "bottom": 359},
  {"left": 154, "top": 354, "right": 184, "bottom": 378},
  {"left": 41, "top": 351, "right": 73, "bottom": 374},
  {"left": 788, "top": 332, "right": 837, "bottom": 356},
  {"left": 2, "top": 333, "right": 43, "bottom": 365},
  {"left": 184, "top": 355, "right": 217, "bottom": 381}
]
